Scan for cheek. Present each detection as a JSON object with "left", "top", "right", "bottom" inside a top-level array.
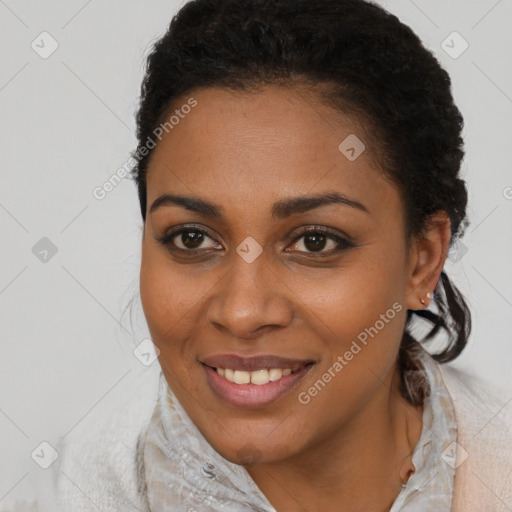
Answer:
[
  {"left": 139, "top": 244, "right": 223, "bottom": 371},
  {"left": 139, "top": 262, "right": 198, "bottom": 388},
  {"left": 288, "top": 248, "right": 408, "bottom": 410},
  {"left": 139, "top": 246, "right": 193, "bottom": 350},
  {"left": 297, "top": 273, "right": 405, "bottom": 380},
  {"left": 290, "top": 245, "right": 407, "bottom": 343},
  {"left": 292, "top": 296, "right": 406, "bottom": 441},
  {"left": 140, "top": 241, "right": 197, "bottom": 324}
]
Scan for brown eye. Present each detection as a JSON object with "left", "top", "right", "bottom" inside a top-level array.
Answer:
[
  {"left": 299, "top": 232, "right": 332, "bottom": 252},
  {"left": 175, "top": 230, "right": 206, "bottom": 249},
  {"left": 286, "top": 226, "right": 354, "bottom": 255},
  {"left": 156, "top": 226, "right": 221, "bottom": 253}
]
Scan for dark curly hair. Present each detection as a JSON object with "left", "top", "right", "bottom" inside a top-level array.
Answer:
[{"left": 130, "top": 0, "right": 471, "bottom": 406}]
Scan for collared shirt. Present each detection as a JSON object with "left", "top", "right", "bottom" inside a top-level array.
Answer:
[{"left": 143, "top": 347, "right": 457, "bottom": 511}]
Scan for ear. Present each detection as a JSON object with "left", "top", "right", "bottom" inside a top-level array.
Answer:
[{"left": 405, "top": 211, "right": 451, "bottom": 311}]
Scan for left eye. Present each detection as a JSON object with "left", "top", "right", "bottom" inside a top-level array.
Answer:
[{"left": 286, "top": 228, "right": 352, "bottom": 254}]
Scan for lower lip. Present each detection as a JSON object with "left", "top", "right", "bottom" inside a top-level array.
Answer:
[{"left": 202, "top": 364, "right": 313, "bottom": 409}]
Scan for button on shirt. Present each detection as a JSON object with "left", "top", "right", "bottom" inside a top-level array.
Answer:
[{"left": 143, "top": 348, "right": 457, "bottom": 511}]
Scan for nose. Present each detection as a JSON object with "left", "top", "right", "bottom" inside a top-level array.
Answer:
[{"left": 206, "top": 251, "right": 294, "bottom": 339}]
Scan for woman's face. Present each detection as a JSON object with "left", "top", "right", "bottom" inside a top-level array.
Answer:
[{"left": 140, "top": 84, "right": 421, "bottom": 465}]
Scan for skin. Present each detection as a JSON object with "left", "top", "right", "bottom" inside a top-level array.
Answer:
[{"left": 139, "top": 84, "right": 451, "bottom": 512}]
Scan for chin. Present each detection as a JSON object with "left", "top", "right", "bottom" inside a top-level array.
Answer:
[{"left": 203, "top": 426, "right": 304, "bottom": 467}]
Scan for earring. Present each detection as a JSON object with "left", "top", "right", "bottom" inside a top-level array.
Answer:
[{"left": 420, "top": 292, "right": 433, "bottom": 306}]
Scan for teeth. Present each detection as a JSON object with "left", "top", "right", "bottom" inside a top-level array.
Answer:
[
  {"left": 269, "top": 368, "right": 283, "bottom": 381},
  {"left": 233, "top": 370, "right": 251, "bottom": 384},
  {"left": 216, "top": 367, "right": 295, "bottom": 385},
  {"left": 251, "top": 369, "right": 269, "bottom": 385}
]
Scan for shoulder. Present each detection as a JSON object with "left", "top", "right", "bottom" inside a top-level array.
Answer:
[
  {"left": 438, "top": 362, "right": 512, "bottom": 431},
  {"left": 437, "top": 362, "right": 512, "bottom": 511},
  {"left": 438, "top": 363, "right": 512, "bottom": 409},
  {"left": 55, "top": 364, "right": 161, "bottom": 511}
]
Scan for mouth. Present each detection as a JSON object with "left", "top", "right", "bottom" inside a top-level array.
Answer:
[{"left": 200, "top": 354, "right": 315, "bottom": 409}]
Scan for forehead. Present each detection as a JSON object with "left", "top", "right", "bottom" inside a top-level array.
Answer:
[{"left": 145, "top": 85, "right": 402, "bottom": 223}]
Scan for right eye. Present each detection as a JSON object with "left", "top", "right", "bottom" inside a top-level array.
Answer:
[{"left": 155, "top": 225, "right": 223, "bottom": 253}]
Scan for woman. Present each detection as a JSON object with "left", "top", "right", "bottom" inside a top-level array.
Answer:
[{"left": 55, "top": 0, "right": 512, "bottom": 510}]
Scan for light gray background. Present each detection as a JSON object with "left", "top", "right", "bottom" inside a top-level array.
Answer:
[{"left": 0, "top": 0, "right": 511, "bottom": 506}]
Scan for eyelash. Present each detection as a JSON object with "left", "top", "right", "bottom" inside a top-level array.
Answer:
[{"left": 155, "top": 224, "right": 355, "bottom": 258}]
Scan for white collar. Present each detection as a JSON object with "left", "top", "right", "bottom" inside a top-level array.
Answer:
[{"left": 390, "top": 347, "right": 457, "bottom": 510}]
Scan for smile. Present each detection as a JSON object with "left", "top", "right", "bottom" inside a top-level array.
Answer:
[{"left": 201, "top": 354, "right": 315, "bottom": 409}]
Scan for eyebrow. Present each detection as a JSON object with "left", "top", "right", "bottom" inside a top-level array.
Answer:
[{"left": 149, "top": 191, "right": 370, "bottom": 220}]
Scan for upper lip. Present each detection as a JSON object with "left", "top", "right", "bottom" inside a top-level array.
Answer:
[{"left": 201, "top": 354, "right": 314, "bottom": 372}]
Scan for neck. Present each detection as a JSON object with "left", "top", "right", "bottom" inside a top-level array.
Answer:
[{"left": 246, "top": 363, "right": 424, "bottom": 512}]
